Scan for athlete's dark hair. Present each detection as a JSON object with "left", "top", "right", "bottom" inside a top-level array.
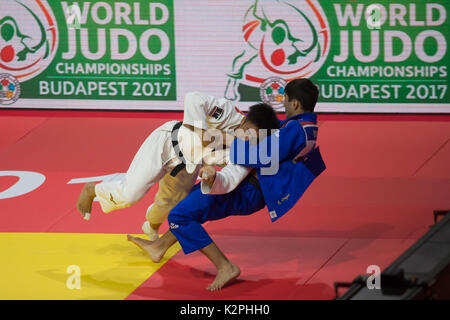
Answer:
[
  {"left": 284, "top": 78, "right": 319, "bottom": 112},
  {"left": 246, "top": 103, "right": 280, "bottom": 133}
]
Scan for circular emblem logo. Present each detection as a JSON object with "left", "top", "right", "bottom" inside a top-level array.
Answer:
[
  {"left": 260, "top": 77, "right": 286, "bottom": 108},
  {"left": 0, "top": 0, "right": 58, "bottom": 82},
  {"left": 0, "top": 73, "right": 21, "bottom": 105},
  {"left": 241, "top": 0, "right": 329, "bottom": 85},
  {"left": 225, "top": 0, "right": 330, "bottom": 102}
]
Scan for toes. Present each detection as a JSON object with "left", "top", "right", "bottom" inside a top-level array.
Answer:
[
  {"left": 127, "top": 235, "right": 137, "bottom": 242},
  {"left": 206, "top": 281, "right": 220, "bottom": 291}
]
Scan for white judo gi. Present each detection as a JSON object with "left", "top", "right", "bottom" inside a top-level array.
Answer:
[{"left": 93, "top": 92, "right": 245, "bottom": 239}]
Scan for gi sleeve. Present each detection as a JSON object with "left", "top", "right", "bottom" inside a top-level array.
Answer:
[
  {"left": 183, "top": 91, "right": 244, "bottom": 133},
  {"left": 201, "top": 164, "right": 253, "bottom": 195},
  {"left": 230, "top": 120, "right": 306, "bottom": 167},
  {"left": 182, "top": 91, "right": 214, "bottom": 130}
]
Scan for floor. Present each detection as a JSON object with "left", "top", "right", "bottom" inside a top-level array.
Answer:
[{"left": 0, "top": 111, "right": 449, "bottom": 299}]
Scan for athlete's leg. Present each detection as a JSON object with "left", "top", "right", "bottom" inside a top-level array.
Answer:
[
  {"left": 77, "top": 121, "right": 177, "bottom": 217},
  {"left": 127, "top": 230, "right": 177, "bottom": 263},
  {"left": 77, "top": 182, "right": 97, "bottom": 217},
  {"left": 142, "top": 167, "right": 198, "bottom": 240},
  {"left": 200, "top": 242, "right": 241, "bottom": 291},
  {"left": 127, "top": 228, "right": 240, "bottom": 290},
  {"left": 128, "top": 180, "right": 265, "bottom": 290}
]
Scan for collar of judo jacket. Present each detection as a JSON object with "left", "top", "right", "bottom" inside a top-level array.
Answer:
[{"left": 280, "top": 112, "right": 317, "bottom": 126}]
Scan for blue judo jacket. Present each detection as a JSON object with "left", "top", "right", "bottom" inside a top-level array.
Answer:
[{"left": 230, "top": 113, "right": 326, "bottom": 222}]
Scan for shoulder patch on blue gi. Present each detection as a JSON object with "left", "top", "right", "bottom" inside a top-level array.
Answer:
[
  {"left": 170, "top": 222, "right": 179, "bottom": 229},
  {"left": 303, "top": 126, "right": 318, "bottom": 140}
]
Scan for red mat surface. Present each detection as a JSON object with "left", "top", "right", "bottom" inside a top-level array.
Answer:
[{"left": 0, "top": 110, "right": 449, "bottom": 299}]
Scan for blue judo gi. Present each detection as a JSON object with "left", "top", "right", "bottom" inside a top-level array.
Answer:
[{"left": 168, "top": 113, "right": 326, "bottom": 254}]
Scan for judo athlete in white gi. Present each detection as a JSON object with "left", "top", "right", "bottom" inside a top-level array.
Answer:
[
  {"left": 126, "top": 79, "right": 326, "bottom": 291},
  {"left": 77, "top": 91, "right": 257, "bottom": 240}
]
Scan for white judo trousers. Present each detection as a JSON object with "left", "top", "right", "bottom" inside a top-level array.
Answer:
[{"left": 94, "top": 120, "right": 198, "bottom": 222}]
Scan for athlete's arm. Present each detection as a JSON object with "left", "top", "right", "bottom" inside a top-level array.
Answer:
[
  {"left": 230, "top": 121, "right": 306, "bottom": 167},
  {"left": 200, "top": 164, "right": 253, "bottom": 195},
  {"left": 182, "top": 91, "right": 244, "bottom": 132},
  {"left": 182, "top": 92, "right": 239, "bottom": 148}
]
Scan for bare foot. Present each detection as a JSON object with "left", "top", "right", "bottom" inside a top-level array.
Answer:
[
  {"left": 127, "top": 234, "right": 165, "bottom": 263},
  {"left": 207, "top": 263, "right": 240, "bottom": 291},
  {"left": 77, "top": 182, "right": 96, "bottom": 218}
]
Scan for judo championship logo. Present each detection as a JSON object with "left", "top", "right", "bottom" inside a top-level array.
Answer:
[
  {"left": 260, "top": 77, "right": 286, "bottom": 108},
  {"left": 0, "top": 73, "right": 20, "bottom": 104},
  {"left": 0, "top": 0, "right": 58, "bottom": 83},
  {"left": 224, "top": 0, "right": 330, "bottom": 106}
]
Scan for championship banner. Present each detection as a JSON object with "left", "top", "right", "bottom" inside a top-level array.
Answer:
[{"left": 0, "top": 0, "right": 449, "bottom": 112}]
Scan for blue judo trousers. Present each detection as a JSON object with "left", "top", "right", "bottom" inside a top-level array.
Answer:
[{"left": 168, "top": 178, "right": 265, "bottom": 254}]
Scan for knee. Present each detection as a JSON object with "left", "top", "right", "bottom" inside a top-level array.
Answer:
[
  {"left": 155, "top": 194, "right": 174, "bottom": 207},
  {"left": 168, "top": 207, "right": 192, "bottom": 226},
  {"left": 168, "top": 209, "right": 184, "bottom": 225}
]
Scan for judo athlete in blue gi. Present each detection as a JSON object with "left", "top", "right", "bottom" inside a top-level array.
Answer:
[{"left": 127, "top": 79, "right": 326, "bottom": 291}]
